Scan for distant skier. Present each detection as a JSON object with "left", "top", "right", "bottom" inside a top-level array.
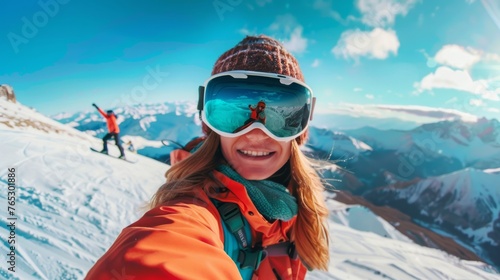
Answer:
[
  {"left": 127, "top": 140, "right": 136, "bottom": 153},
  {"left": 92, "top": 103, "right": 125, "bottom": 159}
]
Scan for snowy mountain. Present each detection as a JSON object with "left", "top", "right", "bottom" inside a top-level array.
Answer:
[
  {"left": 305, "top": 119, "right": 500, "bottom": 195},
  {"left": 3, "top": 98, "right": 500, "bottom": 279},
  {"left": 365, "top": 168, "right": 500, "bottom": 268},
  {"left": 345, "top": 119, "right": 500, "bottom": 170},
  {"left": 307, "top": 127, "right": 372, "bottom": 160}
]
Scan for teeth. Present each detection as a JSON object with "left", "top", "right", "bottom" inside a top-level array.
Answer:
[{"left": 241, "top": 150, "right": 271, "bottom": 157}]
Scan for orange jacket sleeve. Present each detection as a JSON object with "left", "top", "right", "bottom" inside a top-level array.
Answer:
[
  {"left": 97, "top": 107, "right": 107, "bottom": 118},
  {"left": 85, "top": 197, "right": 242, "bottom": 280}
]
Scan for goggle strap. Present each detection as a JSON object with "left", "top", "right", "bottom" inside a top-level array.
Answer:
[
  {"left": 197, "top": 86, "right": 205, "bottom": 111},
  {"left": 310, "top": 97, "right": 316, "bottom": 121}
]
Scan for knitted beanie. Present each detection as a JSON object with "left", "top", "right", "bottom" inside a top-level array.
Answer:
[{"left": 211, "top": 35, "right": 304, "bottom": 82}]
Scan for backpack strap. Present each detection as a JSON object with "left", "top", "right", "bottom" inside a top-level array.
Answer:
[
  {"left": 212, "top": 198, "right": 299, "bottom": 279},
  {"left": 216, "top": 202, "right": 264, "bottom": 270}
]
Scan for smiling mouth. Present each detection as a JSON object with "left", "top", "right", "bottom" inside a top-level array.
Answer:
[{"left": 238, "top": 150, "right": 275, "bottom": 157}]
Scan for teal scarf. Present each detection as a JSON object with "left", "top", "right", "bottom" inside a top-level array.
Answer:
[{"left": 216, "top": 164, "right": 298, "bottom": 221}]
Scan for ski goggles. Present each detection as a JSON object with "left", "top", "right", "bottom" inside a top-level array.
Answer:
[{"left": 198, "top": 71, "right": 316, "bottom": 141}]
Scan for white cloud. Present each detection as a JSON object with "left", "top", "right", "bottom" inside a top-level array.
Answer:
[
  {"left": 484, "top": 53, "right": 500, "bottom": 62},
  {"left": 354, "top": 87, "right": 363, "bottom": 92},
  {"left": 239, "top": 27, "right": 252, "bottom": 35},
  {"left": 488, "top": 107, "right": 500, "bottom": 113},
  {"left": 356, "top": 0, "right": 419, "bottom": 27},
  {"left": 434, "top": 45, "right": 482, "bottom": 70},
  {"left": 311, "top": 59, "right": 321, "bottom": 68},
  {"left": 332, "top": 28, "right": 399, "bottom": 61},
  {"left": 269, "top": 14, "right": 297, "bottom": 33},
  {"left": 321, "top": 103, "right": 479, "bottom": 123},
  {"left": 375, "top": 104, "right": 478, "bottom": 122},
  {"left": 469, "top": 99, "right": 485, "bottom": 106},
  {"left": 282, "top": 27, "right": 308, "bottom": 54},
  {"left": 432, "top": 44, "right": 500, "bottom": 70},
  {"left": 269, "top": 15, "right": 308, "bottom": 54},
  {"left": 415, "top": 66, "right": 500, "bottom": 101},
  {"left": 365, "top": 94, "right": 375, "bottom": 99}
]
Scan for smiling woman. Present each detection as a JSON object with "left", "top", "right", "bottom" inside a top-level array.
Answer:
[{"left": 85, "top": 35, "right": 330, "bottom": 280}]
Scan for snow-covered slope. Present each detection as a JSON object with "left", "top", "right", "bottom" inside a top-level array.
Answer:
[
  {"left": 0, "top": 129, "right": 168, "bottom": 280},
  {"left": 1, "top": 98, "right": 499, "bottom": 279}
]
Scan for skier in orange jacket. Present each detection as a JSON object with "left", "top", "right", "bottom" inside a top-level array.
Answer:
[
  {"left": 92, "top": 103, "right": 125, "bottom": 159},
  {"left": 248, "top": 101, "right": 266, "bottom": 124},
  {"left": 86, "top": 35, "right": 328, "bottom": 280},
  {"left": 234, "top": 101, "right": 267, "bottom": 133}
]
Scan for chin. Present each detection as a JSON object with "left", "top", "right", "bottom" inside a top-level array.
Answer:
[{"left": 237, "top": 169, "right": 273, "bottom": 180}]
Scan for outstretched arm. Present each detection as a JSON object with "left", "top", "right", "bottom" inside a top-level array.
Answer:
[
  {"left": 92, "top": 103, "right": 107, "bottom": 118},
  {"left": 85, "top": 197, "right": 241, "bottom": 280}
]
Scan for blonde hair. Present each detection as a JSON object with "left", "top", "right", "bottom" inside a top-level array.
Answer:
[{"left": 150, "top": 132, "right": 329, "bottom": 270}]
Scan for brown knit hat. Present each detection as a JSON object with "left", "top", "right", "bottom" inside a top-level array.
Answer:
[{"left": 211, "top": 35, "right": 304, "bottom": 82}]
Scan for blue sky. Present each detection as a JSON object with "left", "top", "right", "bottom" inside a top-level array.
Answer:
[{"left": 2, "top": 0, "right": 500, "bottom": 125}]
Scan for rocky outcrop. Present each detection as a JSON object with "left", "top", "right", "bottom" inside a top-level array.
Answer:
[{"left": 0, "top": 84, "right": 16, "bottom": 103}]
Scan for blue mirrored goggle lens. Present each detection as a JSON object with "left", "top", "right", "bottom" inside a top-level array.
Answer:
[{"left": 204, "top": 75, "right": 312, "bottom": 138}]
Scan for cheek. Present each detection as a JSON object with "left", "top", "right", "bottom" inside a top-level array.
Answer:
[
  {"left": 277, "top": 142, "right": 292, "bottom": 164},
  {"left": 220, "top": 137, "right": 235, "bottom": 163}
]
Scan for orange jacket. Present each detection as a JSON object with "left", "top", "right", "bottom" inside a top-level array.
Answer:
[
  {"left": 249, "top": 106, "right": 258, "bottom": 120},
  {"left": 97, "top": 108, "right": 120, "bottom": 133},
  {"left": 86, "top": 149, "right": 307, "bottom": 280}
]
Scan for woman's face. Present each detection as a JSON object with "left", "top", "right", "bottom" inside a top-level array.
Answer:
[{"left": 220, "top": 129, "right": 291, "bottom": 180}]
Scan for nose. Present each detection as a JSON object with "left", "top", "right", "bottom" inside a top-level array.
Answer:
[{"left": 243, "top": 128, "right": 270, "bottom": 141}]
